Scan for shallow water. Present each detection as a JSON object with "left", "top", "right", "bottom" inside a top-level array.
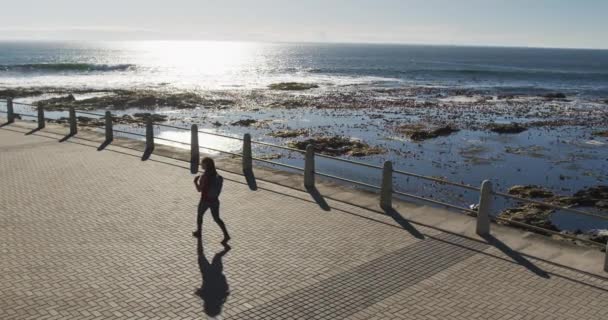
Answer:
[
  {"left": 4, "top": 99, "right": 607, "bottom": 232},
  {"left": 2, "top": 41, "right": 608, "bottom": 96}
]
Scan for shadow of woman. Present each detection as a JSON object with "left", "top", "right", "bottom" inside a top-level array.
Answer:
[{"left": 195, "top": 237, "right": 231, "bottom": 318}]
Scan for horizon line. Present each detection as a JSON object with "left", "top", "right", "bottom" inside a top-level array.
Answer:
[{"left": 0, "top": 38, "right": 607, "bottom": 51}]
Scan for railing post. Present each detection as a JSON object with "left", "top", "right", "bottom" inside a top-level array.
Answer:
[
  {"left": 6, "top": 98, "right": 14, "bottom": 123},
  {"left": 104, "top": 111, "right": 113, "bottom": 142},
  {"left": 604, "top": 241, "right": 608, "bottom": 273},
  {"left": 37, "top": 106, "right": 45, "bottom": 129},
  {"left": 242, "top": 133, "right": 252, "bottom": 172},
  {"left": 604, "top": 242, "right": 608, "bottom": 273},
  {"left": 380, "top": 161, "right": 393, "bottom": 209},
  {"left": 69, "top": 107, "right": 77, "bottom": 135},
  {"left": 304, "top": 144, "right": 315, "bottom": 189},
  {"left": 145, "top": 117, "right": 154, "bottom": 154},
  {"left": 191, "top": 124, "right": 199, "bottom": 174},
  {"left": 476, "top": 180, "right": 493, "bottom": 236}
]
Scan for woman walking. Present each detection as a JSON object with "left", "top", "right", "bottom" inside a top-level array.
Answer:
[{"left": 193, "top": 157, "right": 230, "bottom": 244}]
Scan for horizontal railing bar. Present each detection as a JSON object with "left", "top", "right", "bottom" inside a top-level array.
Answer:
[
  {"left": 13, "top": 101, "right": 37, "bottom": 107},
  {"left": 154, "top": 136, "right": 191, "bottom": 146},
  {"left": 493, "top": 191, "right": 608, "bottom": 221},
  {"left": 251, "top": 140, "right": 306, "bottom": 154},
  {"left": 252, "top": 157, "right": 306, "bottom": 171},
  {"left": 158, "top": 123, "right": 190, "bottom": 131},
  {"left": 393, "top": 169, "right": 481, "bottom": 191},
  {"left": 74, "top": 110, "right": 104, "bottom": 117},
  {"left": 393, "top": 190, "right": 477, "bottom": 214},
  {"left": 11, "top": 102, "right": 37, "bottom": 108},
  {"left": 197, "top": 129, "right": 242, "bottom": 141},
  {"left": 316, "top": 171, "right": 381, "bottom": 190},
  {"left": 0, "top": 110, "right": 8, "bottom": 113},
  {"left": 316, "top": 153, "right": 384, "bottom": 169},
  {"left": 199, "top": 145, "right": 243, "bottom": 157},
  {"left": 15, "top": 113, "right": 37, "bottom": 118},
  {"left": 494, "top": 216, "right": 604, "bottom": 248},
  {"left": 112, "top": 129, "right": 146, "bottom": 137}
]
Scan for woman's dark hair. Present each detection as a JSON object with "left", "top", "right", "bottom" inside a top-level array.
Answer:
[{"left": 201, "top": 157, "right": 217, "bottom": 176}]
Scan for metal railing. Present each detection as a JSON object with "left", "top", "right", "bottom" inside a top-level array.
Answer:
[{"left": 1, "top": 97, "right": 607, "bottom": 271}]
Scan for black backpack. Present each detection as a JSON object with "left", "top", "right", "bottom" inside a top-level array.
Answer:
[{"left": 206, "top": 175, "right": 224, "bottom": 199}]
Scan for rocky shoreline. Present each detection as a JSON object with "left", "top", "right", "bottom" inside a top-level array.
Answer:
[
  {"left": 497, "top": 185, "right": 608, "bottom": 245},
  {"left": 2, "top": 85, "right": 607, "bottom": 246}
]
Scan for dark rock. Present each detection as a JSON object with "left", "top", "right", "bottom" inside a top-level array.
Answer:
[
  {"left": 212, "top": 121, "right": 222, "bottom": 127},
  {"left": 544, "top": 92, "right": 567, "bottom": 99},
  {"left": 268, "top": 82, "right": 319, "bottom": 91},
  {"left": 499, "top": 203, "right": 559, "bottom": 233},
  {"left": 268, "top": 129, "right": 309, "bottom": 138},
  {"left": 562, "top": 230, "right": 608, "bottom": 245},
  {"left": 231, "top": 119, "right": 257, "bottom": 127},
  {"left": 559, "top": 186, "right": 608, "bottom": 207},
  {"left": 487, "top": 122, "right": 527, "bottom": 134},
  {"left": 592, "top": 130, "right": 608, "bottom": 137},
  {"left": 133, "top": 113, "right": 168, "bottom": 122},
  {"left": 34, "top": 90, "right": 233, "bottom": 111},
  {"left": 508, "top": 185, "right": 554, "bottom": 198},
  {"left": 288, "top": 136, "right": 385, "bottom": 157},
  {"left": 0, "top": 88, "right": 44, "bottom": 98},
  {"left": 396, "top": 124, "right": 459, "bottom": 141},
  {"left": 259, "top": 154, "right": 282, "bottom": 160},
  {"left": 32, "top": 94, "right": 76, "bottom": 110}
]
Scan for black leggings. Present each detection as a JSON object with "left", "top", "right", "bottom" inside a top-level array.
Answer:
[{"left": 197, "top": 201, "right": 229, "bottom": 238}]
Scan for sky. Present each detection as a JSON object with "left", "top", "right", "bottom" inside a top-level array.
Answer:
[{"left": 1, "top": 0, "right": 607, "bottom": 49}]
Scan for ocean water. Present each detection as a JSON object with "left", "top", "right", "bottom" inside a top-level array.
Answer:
[
  {"left": 1, "top": 41, "right": 608, "bottom": 95},
  {"left": 1, "top": 41, "right": 608, "bottom": 233}
]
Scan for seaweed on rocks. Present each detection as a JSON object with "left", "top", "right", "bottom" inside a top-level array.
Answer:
[
  {"left": 499, "top": 185, "right": 608, "bottom": 243},
  {"left": 556, "top": 186, "right": 608, "bottom": 208},
  {"left": 34, "top": 94, "right": 76, "bottom": 108},
  {"left": 508, "top": 185, "right": 554, "bottom": 198},
  {"left": 0, "top": 88, "right": 45, "bottom": 98},
  {"left": 268, "top": 82, "right": 319, "bottom": 91},
  {"left": 132, "top": 113, "right": 168, "bottom": 122},
  {"left": 592, "top": 130, "right": 608, "bottom": 137},
  {"left": 268, "top": 129, "right": 309, "bottom": 138},
  {"left": 487, "top": 122, "right": 527, "bottom": 134},
  {"left": 288, "top": 136, "right": 385, "bottom": 157},
  {"left": 499, "top": 203, "right": 559, "bottom": 233},
  {"left": 34, "top": 90, "right": 235, "bottom": 111},
  {"left": 543, "top": 92, "right": 567, "bottom": 99},
  {"left": 395, "top": 124, "right": 459, "bottom": 141},
  {"left": 231, "top": 119, "right": 257, "bottom": 127}
]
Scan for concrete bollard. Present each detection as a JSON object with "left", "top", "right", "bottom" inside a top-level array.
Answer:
[
  {"left": 476, "top": 180, "right": 493, "bottom": 236},
  {"left": 145, "top": 117, "right": 154, "bottom": 153},
  {"left": 304, "top": 144, "right": 315, "bottom": 189},
  {"left": 380, "top": 161, "right": 393, "bottom": 209},
  {"left": 104, "top": 111, "right": 113, "bottom": 142},
  {"left": 37, "top": 106, "right": 45, "bottom": 129},
  {"left": 69, "top": 107, "right": 77, "bottom": 135},
  {"left": 7, "top": 98, "right": 14, "bottom": 123},
  {"left": 242, "top": 133, "right": 252, "bottom": 172},
  {"left": 190, "top": 124, "right": 200, "bottom": 174},
  {"left": 605, "top": 242, "right": 608, "bottom": 273}
]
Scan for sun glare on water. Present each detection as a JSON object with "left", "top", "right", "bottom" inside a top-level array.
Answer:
[{"left": 125, "top": 41, "right": 275, "bottom": 89}]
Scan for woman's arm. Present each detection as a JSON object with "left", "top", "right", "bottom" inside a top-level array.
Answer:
[{"left": 194, "top": 175, "right": 202, "bottom": 192}]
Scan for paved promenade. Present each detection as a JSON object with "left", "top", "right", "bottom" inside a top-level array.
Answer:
[{"left": 1, "top": 123, "right": 608, "bottom": 319}]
